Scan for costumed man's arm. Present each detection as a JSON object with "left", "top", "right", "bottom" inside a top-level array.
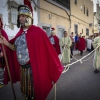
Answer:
[
  {"left": 59, "top": 38, "right": 64, "bottom": 48},
  {"left": 67, "top": 37, "right": 72, "bottom": 48},
  {"left": 92, "top": 37, "right": 98, "bottom": 49},
  {"left": 0, "top": 36, "right": 16, "bottom": 50}
]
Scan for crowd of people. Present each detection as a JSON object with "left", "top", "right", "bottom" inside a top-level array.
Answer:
[{"left": 49, "top": 29, "right": 100, "bottom": 75}]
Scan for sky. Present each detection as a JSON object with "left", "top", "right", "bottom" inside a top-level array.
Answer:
[{"left": 91, "top": 0, "right": 100, "bottom": 12}]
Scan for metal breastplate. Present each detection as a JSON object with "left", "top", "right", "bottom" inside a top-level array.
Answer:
[
  {"left": 49, "top": 37, "right": 55, "bottom": 44},
  {"left": 15, "top": 31, "right": 30, "bottom": 65}
]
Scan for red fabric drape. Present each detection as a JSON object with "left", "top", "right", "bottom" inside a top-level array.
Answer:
[
  {"left": 78, "top": 37, "right": 86, "bottom": 51},
  {"left": 0, "top": 18, "right": 3, "bottom": 28},
  {"left": 4, "top": 25, "right": 63, "bottom": 100},
  {"left": 49, "top": 35, "right": 61, "bottom": 55}
]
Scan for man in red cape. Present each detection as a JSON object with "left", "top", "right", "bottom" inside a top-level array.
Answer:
[
  {"left": 1, "top": 5, "right": 63, "bottom": 100},
  {"left": 49, "top": 28, "right": 61, "bottom": 55},
  {"left": 78, "top": 33, "right": 86, "bottom": 56}
]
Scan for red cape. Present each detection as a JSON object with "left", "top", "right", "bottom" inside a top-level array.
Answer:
[
  {"left": 0, "top": 29, "right": 9, "bottom": 68},
  {"left": 0, "top": 29, "right": 19, "bottom": 85},
  {"left": 4, "top": 25, "right": 63, "bottom": 100},
  {"left": 49, "top": 35, "right": 61, "bottom": 55},
  {"left": 78, "top": 37, "right": 86, "bottom": 51}
]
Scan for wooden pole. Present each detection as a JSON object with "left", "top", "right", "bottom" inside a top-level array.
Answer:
[
  {"left": 54, "top": 84, "right": 56, "bottom": 100},
  {"left": 0, "top": 30, "right": 16, "bottom": 100}
]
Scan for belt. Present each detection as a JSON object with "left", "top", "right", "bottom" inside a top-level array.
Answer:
[{"left": 21, "top": 63, "right": 31, "bottom": 68}]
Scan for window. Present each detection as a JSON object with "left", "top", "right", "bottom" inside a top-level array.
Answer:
[
  {"left": 52, "top": 0, "right": 70, "bottom": 10},
  {"left": 42, "top": 26, "right": 51, "bottom": 37},
  {"left": 84, "top": 5, "right": 85, "bottom": 14},
  {"left": 82, "top": 29, "right": 83, "bottom": 34},
  {"left": 11, "top": 6, "right": 18, "bottom": 24},
  {"left": 86, "top": 28, "right": 89, "bottom": 36},
  {"left": 86, "top": 8, "right": 89, "bottom": 16},
  {"left": 74, "top": 24, "right": 78, "bottom": 34},
  {"left": 74, "top": 0, "right": 77, "bottom": 5},
  {"left": 58, "top": 28, "right": 65, "bottom": 39}
]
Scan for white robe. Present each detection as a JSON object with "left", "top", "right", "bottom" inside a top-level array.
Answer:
[
  {"left": 59, "top": 37, "right": 72, "bottom": 64},
  {"left": 92, "top": 36, "right": 100, "bottom": 69},
  {"left": 86, "top": 39, "right": 92, "bottom": 49}
]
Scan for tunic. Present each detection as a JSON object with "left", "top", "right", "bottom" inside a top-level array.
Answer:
[
  {"left": 59, "top": 37, "right": 72, "bottom": 64},
  {"left": 92, "top": 36, "right": 100, "bottom": 69},
  {"left": 78, "top": 37, "right": 86, "bottom": 51}
]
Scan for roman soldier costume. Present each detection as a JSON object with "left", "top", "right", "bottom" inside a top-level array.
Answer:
[{"left": 49, "top": 28, "right": 61, "bottom": 55}]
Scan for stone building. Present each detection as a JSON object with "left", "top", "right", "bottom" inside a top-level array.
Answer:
[{"left": 94, "top": 4, "right": 100, "bottom": 33}]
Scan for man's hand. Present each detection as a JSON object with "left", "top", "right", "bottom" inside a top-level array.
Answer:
[
  {"left": 0, "top": 36, "right": 15, "bottom": 50},
  {"left": 0, "top": 36, "right": 8, "bottom": 46},
  {"left": 0, "top": 52, "right": 3, "bottom": 58},
  {"left": 0, "top": 37, "right": 4, "bottom": 44}
]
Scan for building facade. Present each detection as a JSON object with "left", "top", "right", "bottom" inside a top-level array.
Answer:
[
  {"left": 0, "top": 0, "right": 93, "bottom": 39},
  {"left": 70, "top": 0, "right": 93, "bottom": 37},
  {"left": 38, "top": 0, "right": 93, "bottom": 38},
  {"left": 0, "top": 0, "right": 38, "bottom": 39},
  {"left": 94, "top": 4, "right": 100, "bottom": 33}
]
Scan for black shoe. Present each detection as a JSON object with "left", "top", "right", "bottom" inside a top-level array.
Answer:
[
  {"left": 80, "top": 53, "right": 82, "bottom": 56},
  {"left": 94, "top": 69, "right": 97, "bottom": 72},
  {"left": 94, "top": 69, "right": 99, "bottom": 73}
]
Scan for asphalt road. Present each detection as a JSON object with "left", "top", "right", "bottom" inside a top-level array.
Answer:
[{"left": 0, "top": 51, "right": 100, "bottom": 100}]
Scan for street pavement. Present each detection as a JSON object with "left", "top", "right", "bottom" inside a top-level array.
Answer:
[{"left": 0, "top": 51, "right": 100, "bottom": 100}]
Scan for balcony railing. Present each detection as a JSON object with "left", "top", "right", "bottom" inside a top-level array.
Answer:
[{"left": 53, "top": 0, "right": 70, "bottom": 10}]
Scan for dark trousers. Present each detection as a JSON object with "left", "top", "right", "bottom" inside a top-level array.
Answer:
[
  {"left": 80, "top": 51, "right": 83, "bottom": 56},
  {"left": 70, "top": 42, "right": 74, "bottom": 58}
]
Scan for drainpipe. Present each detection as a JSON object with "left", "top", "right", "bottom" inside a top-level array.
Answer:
[
  {"left": 69, "top": 1, "right": 71, "bottom": 35},
  {"left": 32, "top": 0, "right": 40, "bottom": 26}
]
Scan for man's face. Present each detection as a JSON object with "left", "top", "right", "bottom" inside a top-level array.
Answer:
[
  {"left": 19, "top": 14, "right": 27, "bottom": 27},
  {"left": 80, "top": 33, "right": 82, "bottom": 37},
  {"left": 64, "top": 32, "right": 67, "bottom": 37},
  {"left": 51, "top": 32, "right": 55, "bottom": 36},
  {"left": 71, "top": 34, "right": 73, "bottom": 36}
]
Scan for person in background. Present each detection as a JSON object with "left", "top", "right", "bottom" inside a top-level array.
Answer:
[
  {"left": 59, "top": 31, "right": 72, "bottom": 66},
  {"left": 92, "top": 31, "right": 100, "bottom": 73},
  {"left": 49, "top": 28, "right": 61, "bottom": 55},
  {"left": 75, "top": 33, "right": 79, "bottom": 50},
  {"left": 0, "top": 18, "right": 9, "bottom": 88},
  {"left": 70, "top": 32, "right": 74, "bottom": 60},
  {"left": 86, "top": 36, "right": 92, "bottom": 52},
  {"left": 77, "top": 33, "right": 86, "bottom": 56},
  {"left": 0, "top": 5, "right": 63, "bottom": 100}
]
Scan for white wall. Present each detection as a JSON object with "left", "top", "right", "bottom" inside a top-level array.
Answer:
[
  {"left": 92, "top": 0, "right": 100, "bottom": 12},
  {"left": 0, "top": 0, "right": 38, "bottom": 39}
]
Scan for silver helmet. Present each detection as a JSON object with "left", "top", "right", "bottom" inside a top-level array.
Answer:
[{"left": 17, "top": 5, "right": 33, "bottom": 28}]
